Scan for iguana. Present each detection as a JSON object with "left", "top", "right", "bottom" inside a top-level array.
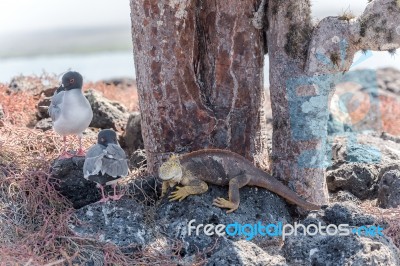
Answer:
[{"left": 159, "top": 149, "right": 321, "bottom": 213}]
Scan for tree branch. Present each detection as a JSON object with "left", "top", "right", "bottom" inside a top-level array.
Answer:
[
  {"left": 305, "top": 0, "right": 400, "bottom": 74},
  {"left": 267, "top": 0, "right": 313, "bottom": 66}
]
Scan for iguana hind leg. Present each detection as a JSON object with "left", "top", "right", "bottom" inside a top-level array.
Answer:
[
  {"left": 213, "top": 174, "right": 250, "bottom": 213},
  {"left": 168, "top": 179, "right": 208, "bottom": 202}
]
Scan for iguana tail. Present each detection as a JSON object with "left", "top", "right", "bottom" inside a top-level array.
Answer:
[{"left": 256, "top": 172, "right": 321, "bottom": 211}]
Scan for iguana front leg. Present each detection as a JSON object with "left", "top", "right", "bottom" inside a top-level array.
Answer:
[
  {"left": 168, "top": 179, "right": 208, "bottom": 202},
  {"left": 213, "top": 174, "right": 251, "bottom": 213},
  {"left": 161, "top": 181, "right": 171, "bottom": 198}
]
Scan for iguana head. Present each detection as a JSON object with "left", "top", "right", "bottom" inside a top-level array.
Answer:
[{"left": 158, "top": 154, "right": 183, "bottom": 183}]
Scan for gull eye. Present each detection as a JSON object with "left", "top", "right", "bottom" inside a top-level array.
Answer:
[{"left": 69, "top": 78, "right": 75, "bottom": 84}]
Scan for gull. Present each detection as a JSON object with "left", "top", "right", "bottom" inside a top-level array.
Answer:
[
  {"left": 49, "top": 71, "right": 93, "bottom": 158},
  {"left": 83, "top": 129, "right": 129, "bottom": 202}
]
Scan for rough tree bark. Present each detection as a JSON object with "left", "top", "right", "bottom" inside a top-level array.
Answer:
[
  {"left": 130, "top": 0, "right": 269, "bottom": 174},
  {"left": 267, "top": 0, "right": 400, "bottom": 204},
  {"left": 130, "top": 0, "right": 400, "bottom": 205}
]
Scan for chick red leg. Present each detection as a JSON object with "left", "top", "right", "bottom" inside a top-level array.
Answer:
[
  {"left": 109, "top": 184, "right": 124, "bottom": 201},
  {"left": 97, "top": 184, "right": 109, "bottom": 203}
]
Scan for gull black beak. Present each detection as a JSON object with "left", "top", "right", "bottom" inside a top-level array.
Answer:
[{"left": 55, "top": 84, "right": 64, "bottom": 93}]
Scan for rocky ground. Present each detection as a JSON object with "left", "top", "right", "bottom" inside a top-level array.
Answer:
[{"left": 1, "top": 69, "right": 400, "bottom": 265}]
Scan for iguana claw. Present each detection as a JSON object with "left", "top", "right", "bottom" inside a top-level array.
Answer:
[
  {"left": 168, "top": 186, "right": 189, "bottom": 202},
  {"left": 213, "top": 197, "right": 239, "bottom": 213}
]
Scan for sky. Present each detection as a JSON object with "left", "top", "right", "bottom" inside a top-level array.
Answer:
[
  {"left": 0, "top": 0, "right": 368, "bottom": 35},
  {"left": 0, "top": 0, "right": 131, "bottom": 35},
  {"left": 0, "top": 0, "right": 398, "bottom": 82}
]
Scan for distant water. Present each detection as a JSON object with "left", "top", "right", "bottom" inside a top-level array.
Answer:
[
  {"left": 0, "top": 50, "right": 398, "bottom": 85},
  {"left": 0, "top": 51, "right": 136, "bottom": 83}
]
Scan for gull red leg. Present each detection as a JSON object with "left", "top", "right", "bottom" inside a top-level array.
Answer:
[
  {"left": 59, "top": 136, "right": 73, "bottom": 159},
  {"left": 109, "top": 183, "right": 124, "bottom": 201},
  {"left": 76, "top": 135, "right": 86, "bottom": 156}
]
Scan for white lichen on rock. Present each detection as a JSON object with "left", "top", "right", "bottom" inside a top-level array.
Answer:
[
  {"left": 331, "top": 36, "right": 340, "bottom": 44},
  {"left": 168, "top": 0, "right": 188, "bottom": 20},
  {"left": 86, "top": 209, "right": 94, "bottom": 217}
]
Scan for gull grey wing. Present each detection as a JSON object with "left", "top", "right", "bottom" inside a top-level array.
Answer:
[
  {"left": 48, "top": 90, "right": 65, "bottom": 121},
  {"left": 101, "top": 157, "right": 129, "bottom": 178},
  {"left": 105, "top": 144, "right": 127, "bottom": 159},
  {"left": 83, "top": 144, "right": 106, "bottom": 178},
  {"left": 101, "top": 144, "right": 129, "bottom": 177}
]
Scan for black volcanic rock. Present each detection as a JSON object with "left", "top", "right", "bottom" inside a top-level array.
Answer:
[{"left": 50, "top": 157, "right": 101, "bottom": 208}]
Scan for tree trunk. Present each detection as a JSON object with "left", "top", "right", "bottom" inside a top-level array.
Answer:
[
  {"left": 266, "top": 0, "right": 329, "bottom": 204},
  {"left": 267, "top": 0, "right": 400, "bottom": 205},
  {"left": 130, "top": 0, "right": 269, "bottom": 174}
]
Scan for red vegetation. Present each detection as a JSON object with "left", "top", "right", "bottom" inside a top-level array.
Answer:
[
  {"left": 0, "top": 78, "right": 196, "bottom": 265},
  {"left": 379, "top": 95, "right": 400, "bottom": 135}
]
